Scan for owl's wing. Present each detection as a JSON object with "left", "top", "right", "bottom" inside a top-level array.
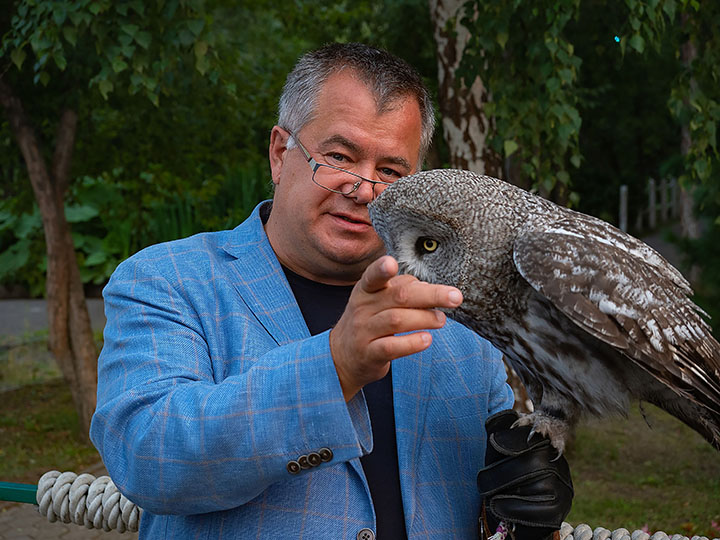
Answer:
[{"left": 513, "top": 216, "right": 720, "bottom": 414}]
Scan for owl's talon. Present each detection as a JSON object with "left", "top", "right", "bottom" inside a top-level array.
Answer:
[{"left": 527, "top": 427, "right": 537, "bottom": 444}]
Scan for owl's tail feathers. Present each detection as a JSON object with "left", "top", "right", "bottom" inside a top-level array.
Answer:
[
  {"left": 697, "top": 409, "right": 720, "bottom": 452},
  {"left": 648, "top": 392, "right": 720, "bottom": 451}
]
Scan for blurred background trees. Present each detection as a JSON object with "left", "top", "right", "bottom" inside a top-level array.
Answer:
[{"left": 1, "top": 0, "right": 719, "bottom": 429}]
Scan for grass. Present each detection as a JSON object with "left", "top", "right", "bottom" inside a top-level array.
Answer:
[
  {"left": 565, "top": 404, "right": 720, "bottom": 538},
  {"left": 0, "top": 330, "right": 61, "bottom": 392},
  {"left": 0, "top": 379, "right": 101, "bottom": 487},
  {"left": 0, "top": 369, "right": 719, "bottom": 538}
]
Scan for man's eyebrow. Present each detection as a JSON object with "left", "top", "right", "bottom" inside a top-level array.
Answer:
[{"left": 318, "top": 134, "right": 412, "bottom": 171}]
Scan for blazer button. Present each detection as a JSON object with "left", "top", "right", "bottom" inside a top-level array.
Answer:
[
  {"left": 286, "top": 460, "right": 301, "bottom": 475},
  {"left": 307, "top": 452, "right": 322, "bottom": 467},
  {"left": 298, "top": 455, "right": 310, "bottom": 469},
  {"left": 357, "top": 528, "right": 375, "bottom": 540},
  {"left": 318, "top": 447, "right": 333, "bottom": 462}
]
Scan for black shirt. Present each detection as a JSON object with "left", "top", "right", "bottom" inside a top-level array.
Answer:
[{"left": 282, "top": 265, "right": 408, "bottom": 539}]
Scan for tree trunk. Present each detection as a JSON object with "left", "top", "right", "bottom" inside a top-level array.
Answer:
[
  {"left": 428, "top": 0, "right": 502, "bottom": 176},
  {"left": 0, "top": 77, "right": 98, "bottom": 435}
]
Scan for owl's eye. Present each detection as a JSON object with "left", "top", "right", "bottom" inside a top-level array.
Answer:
[{"left": 416, "top": 237, "right": 439, "bottom": 254}]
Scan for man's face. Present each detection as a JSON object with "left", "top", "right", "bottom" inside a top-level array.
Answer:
[{"left": 266, "top": 70, "right": 423, "bottom": 285}]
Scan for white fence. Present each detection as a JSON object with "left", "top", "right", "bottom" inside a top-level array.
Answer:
[{"left": 619, "top": 178, "right": 679, "bottom": 232}]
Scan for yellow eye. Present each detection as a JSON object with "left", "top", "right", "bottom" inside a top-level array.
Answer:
[{"left": 417, "top": 237, "right": 439, "bottom": 253}]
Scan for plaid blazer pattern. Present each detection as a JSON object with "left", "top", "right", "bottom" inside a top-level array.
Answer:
[{"left": 90, "top": 201, "right": 514, "bottom": 539}]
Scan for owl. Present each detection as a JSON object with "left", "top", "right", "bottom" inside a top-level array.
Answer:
[{"left": 368, "top": 169, "right": 720, "bottom": 454}]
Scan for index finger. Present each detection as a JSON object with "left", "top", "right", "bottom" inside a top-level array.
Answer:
[{"left": 360, "top": 255, "right": 399, "bottom": 293}]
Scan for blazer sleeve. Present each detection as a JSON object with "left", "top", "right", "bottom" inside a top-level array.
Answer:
[
  {"left": 487, "top": 346, "right": 515, "bottom": 416},
  {"left": 90, "top": 250, "right": 371, "bottom": 516}
]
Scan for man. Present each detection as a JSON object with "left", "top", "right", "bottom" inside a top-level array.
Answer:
[{"left": 91, "top": 43, "right": 571, "bottom": 539}]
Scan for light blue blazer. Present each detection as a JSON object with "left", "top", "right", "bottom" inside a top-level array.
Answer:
[{"left": 90, "top": 201, "right": 514, "bottom": 539}]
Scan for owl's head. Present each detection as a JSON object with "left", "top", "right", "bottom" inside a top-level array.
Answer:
[{"left": 369, "top": 169, "right": 481, "bottom": 290}]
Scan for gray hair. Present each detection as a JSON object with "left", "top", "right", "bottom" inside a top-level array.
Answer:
[{"left": 278, "top": 42, "right": 435, "bottom": 167}]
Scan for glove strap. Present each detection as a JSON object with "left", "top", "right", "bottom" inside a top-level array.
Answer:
[{"left": 479, "top": 502, "right": 514, "bottom": 540}]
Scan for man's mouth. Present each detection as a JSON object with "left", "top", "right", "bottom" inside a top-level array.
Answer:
[{"left": 334, "top": 213, "right": 368, "bottom": 225}]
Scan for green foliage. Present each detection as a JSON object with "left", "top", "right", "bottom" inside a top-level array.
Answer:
[
  {"left": 459, "top": 0, "right": 584, "bottom": 201},
  {"left": 0, "top": 163, "right": 272, "bottom": 292},
  {"left": 1, "top": 0, "right": 439, "bottom": 296},
  {"left": 2, "top": 0, "right": 221, "bottom": 105}
]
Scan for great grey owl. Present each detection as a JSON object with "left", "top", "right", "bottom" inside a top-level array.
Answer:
[{"left": 368, "top": 169, "right": 720, "bottom": 453}]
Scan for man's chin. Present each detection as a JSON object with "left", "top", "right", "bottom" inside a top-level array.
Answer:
[{"left": 322, "top": 245, "right": 385, "bottom": 274}]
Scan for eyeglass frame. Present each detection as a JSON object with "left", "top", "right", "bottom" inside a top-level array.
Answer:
[{"left": 282, "top": 128, "right": 395, "bottom": 199}]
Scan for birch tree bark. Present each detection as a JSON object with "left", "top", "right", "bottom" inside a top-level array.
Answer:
[{"left": 428, "top": 0, "right": 503, "bottom": 176}]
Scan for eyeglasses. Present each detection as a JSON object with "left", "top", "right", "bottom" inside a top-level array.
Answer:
[{"left": 284, "top": 128, "right": 395, "bottom": 199}]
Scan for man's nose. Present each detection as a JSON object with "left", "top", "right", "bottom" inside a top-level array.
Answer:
[{"left": 346, "top": 178, "right": 375, "bottom": 204}]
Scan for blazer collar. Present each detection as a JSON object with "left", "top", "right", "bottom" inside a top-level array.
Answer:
[{"left": 220, "top": 201, "right": 309, "bottom": 345}]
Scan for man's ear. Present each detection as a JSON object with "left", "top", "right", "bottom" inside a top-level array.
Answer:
[{"left": 269, "top": 126, "right": 290, "bottom": 186}]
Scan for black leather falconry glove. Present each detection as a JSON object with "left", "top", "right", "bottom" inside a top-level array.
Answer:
[{"left": 477, "top": 410, "right": 574, "bottom": 540}]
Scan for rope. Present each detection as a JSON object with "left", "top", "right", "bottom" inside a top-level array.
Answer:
[
  {"left": 558, "top": 522, "right": 717, "bottom": 540},
  {"left": 35, "top": 470, "right": 718, "bottom": 539},
  {"left": 36, "top": 470, "right": 141, "bottom": 533}
]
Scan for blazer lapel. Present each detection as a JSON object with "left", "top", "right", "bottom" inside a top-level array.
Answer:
[{"left": 220, "top": 202, "right": 309, "bottom": 345}]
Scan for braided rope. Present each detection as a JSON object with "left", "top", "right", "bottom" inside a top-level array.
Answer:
[
  {"left": 37, "top": 471, "right": 141, "bottom": 533},
  {"left": 559, "top": 522, "right": 718, "bottom": 540},
  {"left": 35, "top": 470, "right": 718, "bottom": 539}
]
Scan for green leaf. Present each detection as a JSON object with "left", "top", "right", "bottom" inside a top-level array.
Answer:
[
  {"left": 178, "top": 29, "right": 195, "bottom": 47},
  {"left": 53, "top": 8, "right": 67, "bottom": 25},
  {"left": 693, "top": 158, "right": 709, "bottom": 180},
  {"left": 53, "top": 51, "right": 67, "bottom": 71},
  {"left": 629, "top": 34, "right": 645, "bottom": 53},
  {"left": 65, "top": 204, "right": 100, "bottom": 223},
  {"left": 497, "top": 32, "right": 508, "bottom": 49},
  {"left": 135, "top": 31, "right": 152, "bottom": 49},
  {"left": 10, "top": 48, "right": 26, "bottom": 69},
  {"left": 16, "top": 212, "right": 42, "bottom": 239},
  {"left": 559, "top": 68, "right": 574, "bottom": 85},
  {"left": 663, "top": 0, "right": 676, "bottom": 20},
  {"left": 570, "top": 154, "right": 581, "bottom": 168},
  {"left": 85, "top": 251, "right": 107, "bottom": 265},
  {"left": 62, "top": 25, "right": 77, "bottom": 46},
  {"left": 0, "top": 241, "right": 31, "bottom": 277},
  {"left": 98, "top": 79, "right": 114, "bottom": 99},
  {"left": 503, "top": 139, "right": 519, "bottom": 156},
  {"left": 187, "top": 18, "right": 205, "bottom": 36},
  {"left": 546, "top": 77, "right": 561, "bottom": 93},
  {"left": 194, "top": 40, "right": 208, "bottom": 59},
  {"left": 130, "top": 0, "right": 145, "bottom": 15},
  {"left": 121, "top": 24, "right": 139, "bottom": 38},
  {"left": 112, "top": 57, "right": 128, "bottom": 73}
]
